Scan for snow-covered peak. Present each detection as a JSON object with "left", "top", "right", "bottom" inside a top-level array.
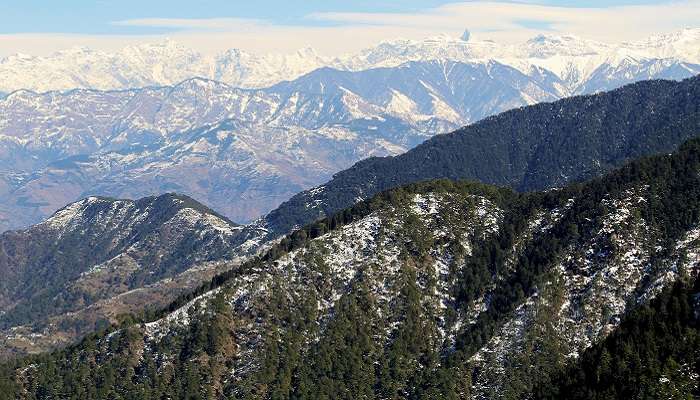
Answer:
[
  {"left": 524, "top": 33, "right": 609, "bottom": 58},
  {"left": 36, "top": 193, "right": 240, "bottom": 242},
  {"left": 55, "top": 46, "right": 95, "bottom": 56},
  {"left": 296, "top": 46, "right": 320, "bottom": 58},
  {"left": 4, "top": 52, "right": 36, "bottom": 62},
  {"left": 42, "top": 196, "right": 105, "bottom": 231},
  {"left": 460, "top": 29, "right": 472, "bottom": 42},
  {"left": 628, "top": 27, "right": 700, "bottom": 48},
  {"left": 171, "top": 76, "right": 233, "bottom": 92},
  {"left": 619, "top": 27, "right": 700, "bottom": 63},
  {"left": 122, "top": 38, "right": 195, "bottom": 58},
  {"left": 0, "top": 28, "right": 698, "bottom": 93}
]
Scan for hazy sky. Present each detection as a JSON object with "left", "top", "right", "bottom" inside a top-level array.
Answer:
[{"left": 1, "top": 0, "right": 698, "bottom": 56}]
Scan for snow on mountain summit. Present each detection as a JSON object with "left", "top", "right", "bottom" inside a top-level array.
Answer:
[
  {"left": 460, "top": 29, "right": 471, "bottom": 42},
  {"left": 523, "top": 33, "right": 609, "bottom": 58},
  {"left": 621, "top": 27, "right": 700, "bottom": 61},
  {"left": 1, "top": 29, "right": 698, "bottom": 93}
]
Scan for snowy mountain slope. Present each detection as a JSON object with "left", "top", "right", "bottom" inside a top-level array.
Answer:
[
  {"left": 0, "top": 28, "right": 698, "bottom": 94},
  {"left": 0, "top": 40, "right": 330, "bottom": 93},
  {"left": 340, "top": 28, "right": 700, "bottom": 95},
  {"left": 468, "top": 185, "right": 698, "bottom": 398},
  {"left": 577, "top": 55, "right": 700, "bottom": 94},
  {"left": 2, "top": 61, "right": 699, "bottom": 233},
  {"left": 0, "top": 60, "right": 573, "bottom": 232},
  {"left": 0, "top": 74, "right": 698, "bottom": 364},
  {"left": 261, "top": 75, "right": 700, "bottom": 241},
  {"left": 0, "top": 193, "right": 268, "bottom": 357},
  {"left": 8, "top": 136, "right": 700, "bottom": 399},
  {"left": 269, "top": 60, "right": 565, "bottom": 126},
  {"left": 0, "top": 60, "right": 567, "bottom": 169},
  {"left": 622, "top": 28, "right": 700, "bottom": 62}
]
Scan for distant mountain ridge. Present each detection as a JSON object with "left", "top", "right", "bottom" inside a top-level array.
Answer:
[
  {"left": 1, "top": 28, "right": 699, "bottom": 94},
  {"left": 1, "top": 62, "right": 699, "bottom": 232},
  {"left": 261, "top": 75, "right": 700, "bottom": 238},
  {"left": 0, "top": 60, "right": 561, "bottom": 231}
]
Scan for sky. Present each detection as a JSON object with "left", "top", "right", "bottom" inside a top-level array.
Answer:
[{"left": 0, "top": 0, "right": 699, "bottom": 56}]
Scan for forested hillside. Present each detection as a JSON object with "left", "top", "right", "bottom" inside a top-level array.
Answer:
[
  {"left": 3, "top": 136, "right": 700, "bottom": 399},
  {"left": 0, "top": 193, "right": 259, "bottom": 357},
  {"left": 264, "top": 75, "right": 700, "bottom": 238},
  {"left": 1, "top": 75, "right": 698, "bottom": 360},
  {"left": 535, "top": 279, "right": 699, "bottom": 399}
]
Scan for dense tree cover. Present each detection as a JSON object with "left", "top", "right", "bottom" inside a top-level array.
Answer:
[
  {"left": 4, "top": 136, "right": 700, "bottom": 399},
  {"left": 534, "top": 277, "right": 700, "bottom": 400},
  {"left": 265, "top": 75, "right": 700, "bottom": 238},
  {"left": 154, "top": 179, "right": 518, "bottom": 325}
]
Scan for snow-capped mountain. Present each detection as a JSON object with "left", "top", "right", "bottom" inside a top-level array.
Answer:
[
  {"left": 0, "top": 40, "right": 330, "bottom": 93},
  {"left": 1, "top": 59, "right": 699, "bottom": 233},
  {"left": 0, "top": 28, "right": 699, "bottom": 94},
  {"left": 0, "top": 60, "right": 576, "bottom": 232},
  {"left": 341, "top": 28, "right": 700, "bottom": 94}
]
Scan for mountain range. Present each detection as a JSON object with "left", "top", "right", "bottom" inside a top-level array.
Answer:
[
  {"left": 0, "top": 75, "right": 698, "bottom": 360},
  {"left": 3, "top": 119, "right": 699, "bottom": 399},
  {"left": 1, "top": 28, "right": 699, "bottom": 93},
  {"left": 0, "top": 60, "right": 558, "bottom": 231},
  {"left": 1, "top": 31, "right": 699, "bottom": 232},
  {"left": 261, "top": 75, "right": 700, "bottom": 239},
  {"left": 0, "top": 11, "right": 700, "bottom": 398}
]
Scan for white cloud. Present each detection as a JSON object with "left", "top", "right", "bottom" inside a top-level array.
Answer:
[
  {"left": 111, "top": 17, "right": 269, "bottom": 31},
  {"left": 308, "top": 0, "right": 700, "bottom": 42},
  {"left": 0, "top": 1, "right": 698, "bottom": 57}
]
